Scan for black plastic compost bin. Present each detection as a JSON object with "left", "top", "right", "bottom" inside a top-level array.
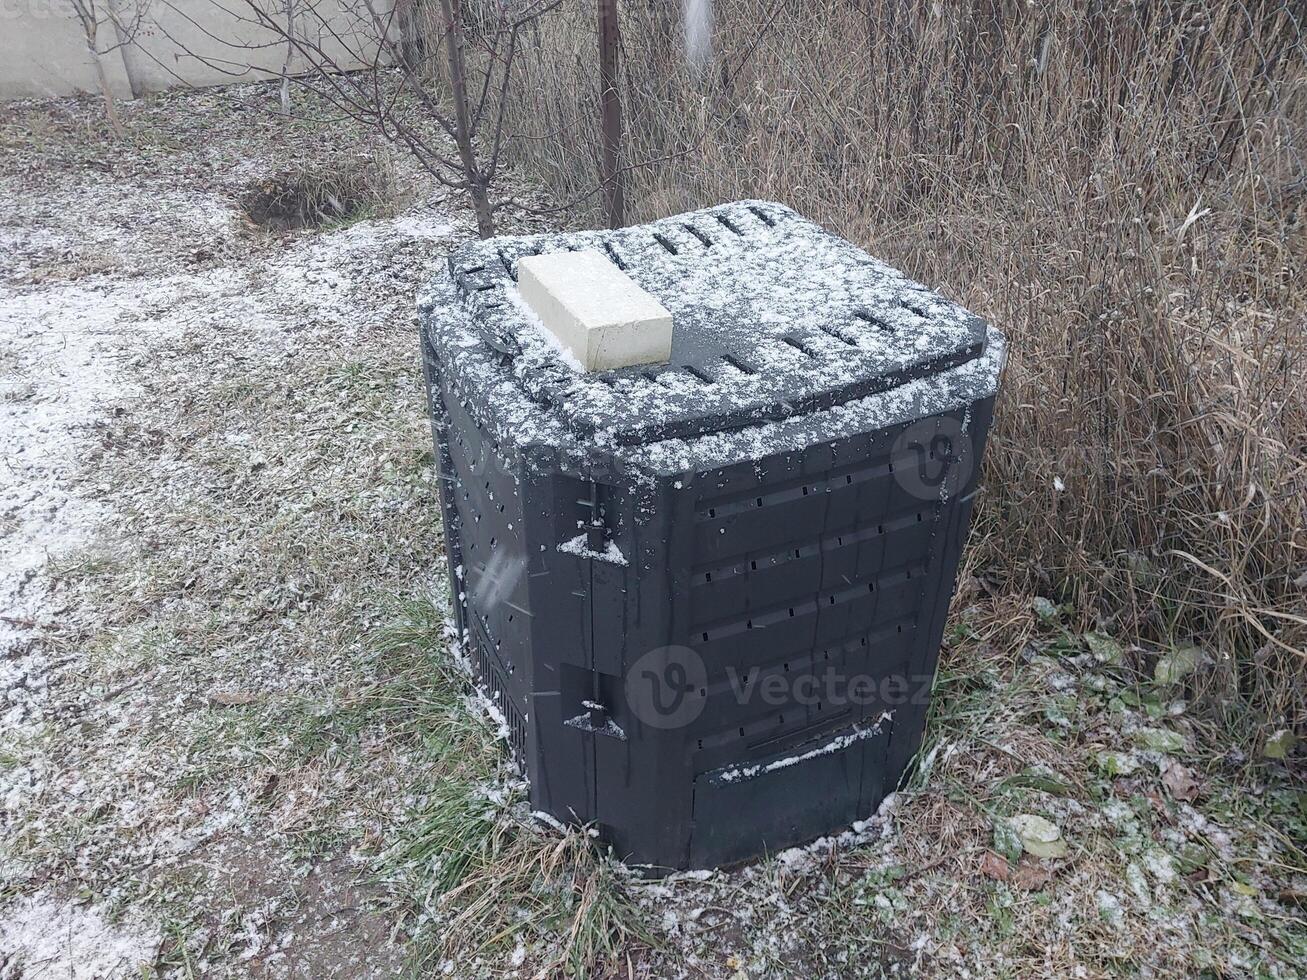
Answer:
[{"left": 418, "top": 201, "right": 1004, "bottom": 870}]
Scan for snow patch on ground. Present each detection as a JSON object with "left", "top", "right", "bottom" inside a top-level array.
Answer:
[
  {"left": 0, "top": 100, "right": 468, "bottom": 975},
  {"left": 0, "top": 891, "right": 160, "bottom": 979},
  {"left": 0, "top": 284, "right": 122, "bottom": 653},
  {"left": 390, "top": 210, "right": 457, "bottom": 240}
]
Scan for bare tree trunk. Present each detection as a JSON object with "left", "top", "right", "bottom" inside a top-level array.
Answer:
[
  {"left": 441, "top": 0, "right": 495, "bottom": 237},
  {"left": 72, "top": 0, "right": 125, "bottom": 137},
  {"left": 90, "top": 46, "right": 126, "bottom": 137},
  {"left": 466, "top": 175, "right": 495, "bottom": 239},
  {"left": 598, "top": 0, "right": 625, "bottom": 228},
  {"left": 279, "top": 0, "right": 295, "bottom": 115}
]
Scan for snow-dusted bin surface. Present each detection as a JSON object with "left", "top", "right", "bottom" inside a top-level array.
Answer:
[{"left": 418, "top": 201, "right": 1004, "bottom": 870}]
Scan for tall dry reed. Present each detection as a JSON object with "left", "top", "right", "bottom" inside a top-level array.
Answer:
[{"left": 495, "top": 0, "right": 1307, "bottom": 741}]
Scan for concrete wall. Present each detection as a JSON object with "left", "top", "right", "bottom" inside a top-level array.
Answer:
[
  {"left": 0, "top": 0, "right": 392, "bottom": 101},
  {"left": 1, "top": 0, "right": 133, "bottom": 100}
]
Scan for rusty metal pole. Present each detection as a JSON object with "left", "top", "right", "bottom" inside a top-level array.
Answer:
[{"left": 598, "top": 0, "right": 625, "bottom": 228}]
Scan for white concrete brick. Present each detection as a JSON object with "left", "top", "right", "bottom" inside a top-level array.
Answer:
[{"left": 517, "top": 250, "right": 673, "bottom": 372}]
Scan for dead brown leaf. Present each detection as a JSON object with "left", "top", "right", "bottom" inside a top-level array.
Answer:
[
  {"left": 1162, "top": 762, "right": 1201, "bottom": 801},
  {"left": 980, "top": 851, "right": 1011, "bottom": 882},
  {"left": 1012, "top": 859, "right": 1054, "bottom": 891}
]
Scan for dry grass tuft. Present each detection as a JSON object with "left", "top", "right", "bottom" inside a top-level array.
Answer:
[
  {"left": 498, "top": 0, "right": 1307, "bottom": 741},
  {"left": 435, "top": 827, "right": 653, "bottom": 976},
  {"left": 373, "top": 604, "right": 653, "bottom": 978},
  {"left": 239, "top": 146, "right": 406, "bottom": 230}
]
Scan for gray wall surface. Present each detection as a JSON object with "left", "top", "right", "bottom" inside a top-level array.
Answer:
[{"left": 1, "top": 0, "right": 391, "bottom": 102}]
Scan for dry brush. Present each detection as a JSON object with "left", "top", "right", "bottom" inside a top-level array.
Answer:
[{"left": 496, "top": 0, "right": 1307, "bottom": 741}]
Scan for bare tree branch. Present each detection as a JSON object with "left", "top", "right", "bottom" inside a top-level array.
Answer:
[{"left": 151, "top": 0, "right": 589, "bottom": 237}]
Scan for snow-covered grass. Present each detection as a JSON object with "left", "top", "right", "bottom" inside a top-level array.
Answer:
[
  {"left": 1, "top": 85, "right": 1303, "bottom": 979},
  {"left": 0, "top": 892, "right": 160, "bottom": 979},
  {"left": 0, "top": 85, "right": 493, "bottom": 977}
]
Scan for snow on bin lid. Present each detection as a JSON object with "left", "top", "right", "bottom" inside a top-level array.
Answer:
[{"left": 443, "top": 201, "right": 991, "bottom": 447}]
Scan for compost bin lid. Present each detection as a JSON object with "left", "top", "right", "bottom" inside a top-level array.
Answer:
[{"left": 444, "top": 201, "right": 990, "bottom": 447}]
